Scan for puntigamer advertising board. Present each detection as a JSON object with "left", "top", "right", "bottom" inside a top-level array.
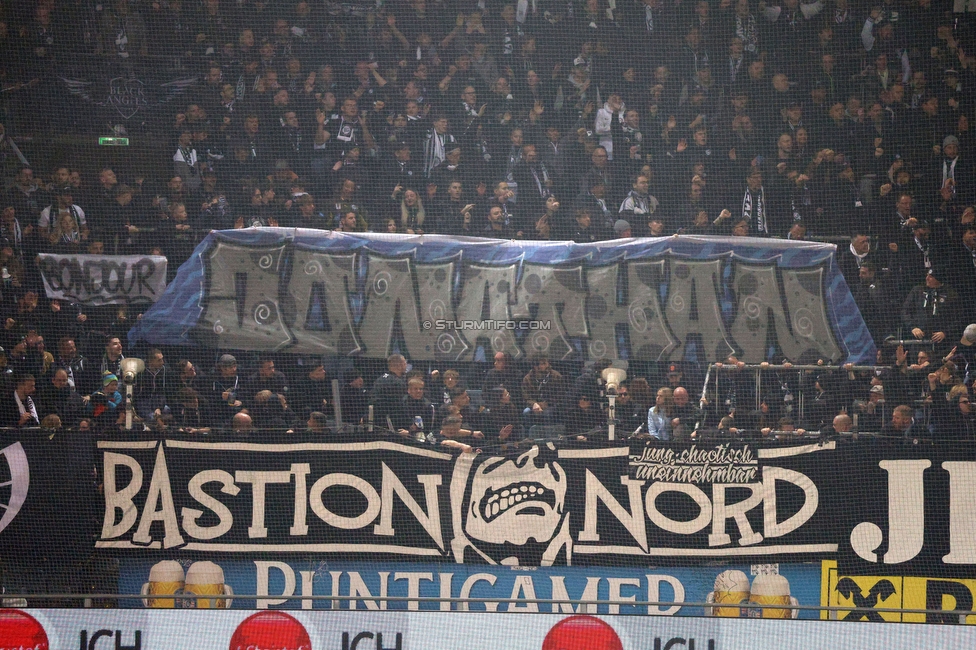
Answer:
[{"left": 6, "top": 431, "right": 976, "bottom": 620}]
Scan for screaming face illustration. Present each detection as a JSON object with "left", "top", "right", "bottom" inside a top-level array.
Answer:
[
  {"left": 450, "top": 444, "right": 573, "bottom": 565},
  {"left": 467, "top": 445, "right": 567, "bottom": 545}
]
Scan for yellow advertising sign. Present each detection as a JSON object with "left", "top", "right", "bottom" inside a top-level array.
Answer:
[{"left": 821, "top": 561, "right": 976, "bottom": 624}]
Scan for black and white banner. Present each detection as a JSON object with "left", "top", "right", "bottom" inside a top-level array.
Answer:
[
  {"left": 4, "top": 437, "right": 973, "bottom": 576},
  {"left": 37, "top": 254, "right": 168, "bottom": 305},
  {"left": 88, "top": 438, "right": 974, "bottom": 575}
]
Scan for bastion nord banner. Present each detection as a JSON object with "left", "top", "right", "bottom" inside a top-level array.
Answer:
[
  {"left": 91, "top": 439, "right": 976, "bottom": 577},
  {"left": 128, "top": 230, "right": 876, "bottom": 363}
]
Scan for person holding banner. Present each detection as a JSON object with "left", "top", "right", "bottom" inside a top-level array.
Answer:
[{"left": 37, "top": 186, "right": 88, "bottom": 251}]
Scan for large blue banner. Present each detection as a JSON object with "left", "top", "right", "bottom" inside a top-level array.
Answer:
[
  {"left": 129, "top": 230, "right": 875, "bottom": 363},
  {"left": 118, "top": 558, "right": 822, "bottom": 617}
]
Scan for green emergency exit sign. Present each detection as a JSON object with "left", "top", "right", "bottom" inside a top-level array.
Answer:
[{"left": 98, "top": 137, "right": 129, "bottom": 146}]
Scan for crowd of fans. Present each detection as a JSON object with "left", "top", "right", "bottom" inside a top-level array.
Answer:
[
  {"left": 1, "top": 319, "right": 975, "bottom": 445},
  {"left": 0, "top": 0, "right": 975, "bottom": 440}
]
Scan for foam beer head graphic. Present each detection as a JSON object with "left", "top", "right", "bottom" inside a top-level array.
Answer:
[
  {"left": 542, "top": 616, "right": 623, "bottom": 650},
  {"left": 749, "top": 573, "right": 793, "bottom": 619},
  {"left": 142, "top": 560, "right": 185, "bottom": 608},
  {"left": 230, "top": 612, "right": 311, "bottom": 650},
  {"left": 185, "top": 560, "right": 232, "bottom": 608},
  {"left": 711, "top": 569, "right": 751, "bottom": 617},
  {"left": 0, "top": 610, "right": 48, "bottom": 650}
]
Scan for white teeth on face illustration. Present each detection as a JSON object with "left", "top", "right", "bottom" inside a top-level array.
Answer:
[
  {"left": 467, "top": 448, "right": 568, "bottom": 545},
  {"left": 477, "top": 476, "right": 561, "bottom": 523}
]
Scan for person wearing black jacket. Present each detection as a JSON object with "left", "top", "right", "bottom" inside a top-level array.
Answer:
[
  {"left": 880, "top": 404, "right": 919, "bottom": 439},
  {"left": 838, "top": 231, "right": 878, "bottom": 289},
  {"left": 0, "top": 371, "right": 40, "bottom": 428},
  {"left": 369, "top": 354, "right": 407, "bottom": 430},
  {"left": 292, "top": 363, "right": 330, "bottom": 420},
  {"left": 38, "top": 368, "right": 82, "bottom": 427},
  {"left": 55, "top": 336, "right": 95, "bottom": 395},
  {"left": 484, "top": 386, "right": 521, "bottom": 444},
  {"left": 340, "top": 369, "right": 368, "bottom": 425},
  {"left": 246, "top": 358, "right": 289, "bottom": 405},
  {"left": 251, "top": 389, "right": 297, "bottom": 433},
  {"left": 134, "top": 348, "right": 170, "bottom": 421},
  {"left": 934, "top": 390, "right": 975, "bottom": 441},
  {"left": 565, "top": 391, "right": 605, "bottom": 438},
  {"left": 394, "top": 377, "right": 436, "bottom": 439},
  {"left": 482, "top": 351, "right": 520, "bottom": 396},
  {"left": 207, "top": 353, "right": 244, "bottom": 428},
  {"left": 901, "top": 268, "right": 961, "bottom": 352}
]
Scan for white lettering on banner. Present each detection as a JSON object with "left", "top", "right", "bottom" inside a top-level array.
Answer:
[
  {"left": 197, "top": 244, "right": 842, "bottom": 362},
  {"left": 101, "top": 452, "right": 144, "bottom": 540},
  {"left": 255, "top": 561, "right": 294, "bottom": 609},
  {"left": 851, "top": 460, "right": 976, "bottom": 565},
  {"left": 89, "top": 443, "right": 976, "bottom": 567},
  {"left": 393, "top": 573, "right": 434, "bottom": 612},
  {"left": 347, "top": 571, "right": 390, "bottom": 611},
  {"left": 11, "top": 609, "right": 976, "bottom": 649},
  {"left": 252, "top": 568, "right": 691, "bottom": 614},
  {"left": 549, "top": 576, "right": 600, "bottom": 614},
  {"left": 99, "top": 445, "right": 444, "bottom": 552},
  {"left": 630, "top": 445, "right": 758, "bottom": 483},
  {"left": 942, "top": 462, "right": 976, "bottom": 564},
  {"left": 181, "top": 470, "right": 238, "bottom": 539},
  {"left": 580, "top": 464, "right": 820, "bottom": 553},
  {"left": 132, "top": 446, "right": 183, "bottom": 548},
  {"left": 37, "top": 254, "right": 167, "bottom": 305},
  {"left": 850, "top": 460, "right": 930, "bottom": 564},
  {"left": 373, "top": 464, "right": 443, "bottom": 550},
  {"left": 235, "top": 470, "right": 293, "bottom": 538}
]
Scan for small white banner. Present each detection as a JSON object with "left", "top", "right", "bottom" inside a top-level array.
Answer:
[{"left": 37, "top": 254, "right": 168, "bottom": 305}]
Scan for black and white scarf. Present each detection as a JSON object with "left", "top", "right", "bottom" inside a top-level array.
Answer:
[
  {"left": 424, "top": 131, "right": 453, "bottom": 177},
  {"left": 742, "top": 187, "right": 767, "bottom": 234},
  {"left": 943, "top": 157, "right": 958, "bottom": 195},
  {"left": 734, "top": 14, "right": 758, "bottom": 52},
  {"left": 528, "top": 164, "right": 550, "bottom": 198}
]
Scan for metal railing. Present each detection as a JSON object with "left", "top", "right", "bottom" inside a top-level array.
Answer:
[
  {"left": 700, "top": 363, "right": 889, "bottom": 426},
  {"left": 1, "top": 593, "right": 973, "bottom": 621}
]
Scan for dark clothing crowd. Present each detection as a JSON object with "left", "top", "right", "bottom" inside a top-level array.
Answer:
[{"left": 0, "top": 0, "right": 974, "bottom": 440}]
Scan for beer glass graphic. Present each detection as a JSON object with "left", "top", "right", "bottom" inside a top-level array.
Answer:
[
  {"left": 183, "top": 561, "right": 233, "bottom": 608},
  {"left": 705, "top": 570, "right": 751, "bottom": 617},
  {"left": 141, "top": 560, "right": 185, "bottom": 608},
  {"left": 748, "top": 573, "right": 799, "bottom": 619}
]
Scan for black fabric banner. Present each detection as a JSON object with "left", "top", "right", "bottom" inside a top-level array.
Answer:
[
  {"left": 0, "top": 431, "right": 97, "bottom": 563},
  {"left": 5, "top": 435, "right": 974, "bottom": 577},
  {"left": 85, "top": 438, "right": 976, "bottom": 576}
]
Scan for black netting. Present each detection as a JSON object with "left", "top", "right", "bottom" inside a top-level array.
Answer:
[{"left": 0, "top": 0, "right": 975, "bottom": 619}]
